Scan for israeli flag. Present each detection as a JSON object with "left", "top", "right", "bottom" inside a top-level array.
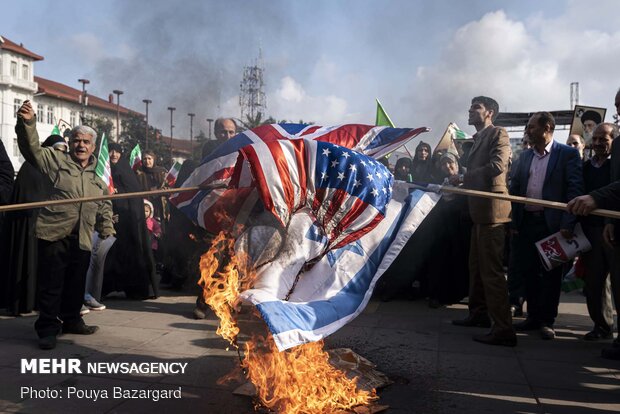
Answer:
[{"left": 240, "top": 182, "right": 440, "bottom": 351}]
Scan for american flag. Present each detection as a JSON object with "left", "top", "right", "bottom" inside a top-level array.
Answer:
[
  {"left": 239, "top": 139, "right": 392, "bottom": 250},
  {"left": 170, "top": 123, "right": 429, "bottom": 237}
]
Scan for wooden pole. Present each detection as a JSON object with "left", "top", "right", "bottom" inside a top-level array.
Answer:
[
  {"left": 1, "top": 184, "right": 619, "bottom": 220},
  {"left": 438, "top": 185, "right": 620, "bottom": 220},
  {"left": 0, "top": 186, "right": 201, "bottom": 213}
]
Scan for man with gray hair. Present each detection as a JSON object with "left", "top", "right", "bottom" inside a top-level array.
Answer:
[
  {"left": 568, "top": 97, "right": 620, "bottom": 360},
  {"left": 16, "top": 101, "right": 115, "bottom": 350}
]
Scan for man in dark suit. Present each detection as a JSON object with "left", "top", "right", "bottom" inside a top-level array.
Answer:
[
  {"left": 451, "top": 96, "right": 516, "bottom": 347},
  {"left": 567, "top": 88, "right": 620, "bottom": 359},
  {"left": 510, "top": 111, "right": 584, "bottom": 340}
]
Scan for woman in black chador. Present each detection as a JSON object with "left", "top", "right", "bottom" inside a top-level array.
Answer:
[
  {"left": 410, "top": 141, "right": 433, "bottom": 182},
  {"left": 1, "top": 135, "right": 65, "bottom": 315},
  {"left": 101, "top": 143, "right": 158, "bottom": 300}
]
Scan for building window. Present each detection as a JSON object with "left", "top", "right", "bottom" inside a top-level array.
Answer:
[
  {"left": 22, "top": 64, "right": 29, "bottom": 80},
  {"left": 14, "top": 98, "right": 22, "bottom": 118},
  {"left": 37, "top": 104, "right": 44, "bottom": 121},
  {"left": 10, "top": 61, "right": 17, "bottom": 77},
  {"left": 70, "top": 111, "right": 77, "bottom": 126},
  {"left": 47, "top": 106, "right": 54, "bottom": 124},
  {"left": 14, "top": 138, "right": 19, "bottom": 157}
]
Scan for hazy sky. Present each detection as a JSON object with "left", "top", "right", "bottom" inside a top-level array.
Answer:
[{"left": 2, "top": 0, "right": 619, "bottom": 148}]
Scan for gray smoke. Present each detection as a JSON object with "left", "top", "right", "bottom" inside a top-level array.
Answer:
[{"left": 91, "top": 0, "right": 295, "bottom": 139}]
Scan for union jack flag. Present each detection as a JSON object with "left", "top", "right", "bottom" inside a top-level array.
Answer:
[{"left": 170, "top": 123, "right": 429, "bottom": 239}]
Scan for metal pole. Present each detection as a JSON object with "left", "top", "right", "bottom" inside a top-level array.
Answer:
[
  {"left": 188, "top": 113, "right": 195, "bottom": 160},
  {"left": 206, "top": 118, "right": 214, "bottom": 140},
  {"left": 78, "top": 78, "right": 90, "bottom": 124},
  {"left": 143, "top": 99, "right": 151, "bottom": 150},
  {"left": 113, "top": 89, "right": 123, "bottom": 142},
  {"left": 168, "top": 107, "right": 176, "bottom": 163}
]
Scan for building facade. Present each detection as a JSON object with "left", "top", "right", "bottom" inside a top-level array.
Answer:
[{"left": 0, "top": 35, "right": 133, "bottom": 170}]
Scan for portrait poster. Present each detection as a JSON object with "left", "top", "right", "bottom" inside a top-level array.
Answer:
[
  {"left": 569, "top": 105, "right": 606, "bottom": 146},
  {"left": 57, "top": 119, "right": 73, "bottom": 139}
]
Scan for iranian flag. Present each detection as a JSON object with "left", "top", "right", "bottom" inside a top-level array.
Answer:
[
  {"left": 449, "top": 123, "right": 471, "bottom": 140},
  {"left": 375, "top": 98, "right": 395, "bottom": 127},
  {"left": 129, "top": 144, "right": 142, "bottom": 171},
  {"left": 164, "top": 161, "right": 182, "bottom": 187},
  {"left": 95, "top": 133, "right": 115, "bottom": 194}
]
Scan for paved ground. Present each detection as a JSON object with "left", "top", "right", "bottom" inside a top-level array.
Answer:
[{"left": 0, "top": 287, "right": 619, "bottom": 414}]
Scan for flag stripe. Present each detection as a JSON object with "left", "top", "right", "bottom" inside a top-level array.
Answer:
[
  {"left": 266, "top": 140, "right": 297, "bottom": 216},
  {"left": 170, "top": 123, "right": 430, "bottom": 238},
  {"left": 242, "top": 189, "right": 440, "bottom": 350}
]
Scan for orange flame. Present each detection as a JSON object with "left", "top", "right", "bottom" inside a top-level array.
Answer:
[
  {"left": 244, "top": 335, "right": 376, "bottom": 413},
  {"left": 199, "top": 231, "right": 377, "bottom": 413},
  {"left": 198, "top": 231, "right": 254, "bottom": 346}
]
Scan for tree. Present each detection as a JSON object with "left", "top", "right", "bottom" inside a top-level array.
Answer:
[
  {"left": 82, "top": 115, "right": 114, "bottom": 149},
  {"left": 119, "top": 114, "right": 172, "bottom": 168},
  {"left": 238, "top": 112, "right": 265, "bottom": 131}
]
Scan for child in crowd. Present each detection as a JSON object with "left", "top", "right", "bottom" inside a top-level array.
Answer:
[{"left": 144, "top": 199, "right": 162, "bottom": 254}]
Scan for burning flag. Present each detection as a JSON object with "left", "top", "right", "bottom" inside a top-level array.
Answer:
[
  {"left": 182, "top": 123, "right": 438, "bottom": 412},
  {"left": 129, "top": 143, "right": 142, "bottom": 171},
  {"left": 198, "top": 233, "right": 380, "bottom": 413},
  {"left": 172, "top": 123, "right": 438, "bottom": 349},
  {"left": 170, "top": 123, "right": 429, "bottom": 233},
  {"left": 95, "top": 133, "right": 114, "bottom": 194}
]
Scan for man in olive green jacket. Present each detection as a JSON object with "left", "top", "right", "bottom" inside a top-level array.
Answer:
[{"left": 16, "top": 101, "right": 115, "bottom": 350}]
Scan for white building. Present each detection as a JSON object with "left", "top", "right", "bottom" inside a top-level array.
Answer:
[{"left": 0, "top": 35, "right": 133, "bottom": 170}]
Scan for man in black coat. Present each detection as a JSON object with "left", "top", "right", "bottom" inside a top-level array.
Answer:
[{"left": 567, "top": 89, "right": 620, "bottom": 360}]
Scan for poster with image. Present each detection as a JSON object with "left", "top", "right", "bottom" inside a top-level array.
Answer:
[{"left": 569, "top": 105, "right": 606, "bottom": 147}]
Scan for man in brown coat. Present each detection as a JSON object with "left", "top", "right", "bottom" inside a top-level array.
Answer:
[{"left": 451, "top": 96, "right": 516, "bottom": 346}]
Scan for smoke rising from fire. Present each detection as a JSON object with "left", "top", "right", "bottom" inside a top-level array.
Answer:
[{"left": 90, "top": 0, "right": 297, "bottom": 140}]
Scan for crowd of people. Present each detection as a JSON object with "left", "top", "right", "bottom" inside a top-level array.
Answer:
[
  {"left": 0, "top": 91, "right": 619, "bottom": 361},
  {"left": 378, "top": 91, "right": 620, "bottom": 361},
  {"left": 0, "top": 100, "right": 239, "bottom": 349}
]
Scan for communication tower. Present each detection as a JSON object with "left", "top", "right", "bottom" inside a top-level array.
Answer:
[
  {"left": 239, "top": 50, "right": 267, "bottom": 122},
  {"left": 570, "top": 82, "right": 579, "bottom": 109}
]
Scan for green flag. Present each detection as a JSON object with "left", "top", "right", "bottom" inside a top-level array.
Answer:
[
  {"left": 375, "top": 99, "right": 395, "bottom": 127},
  {"left": 449, "top": 123, "right": 471, "bottom": 140},
  {"left": 51, "top": 125, "right": 61, "bottom": 136},
  {"left": 95, "top": 133, "right": 114, "bottom": 194},
  {"left": 129, "top": 144, "right": 142, "bottom": 171}
]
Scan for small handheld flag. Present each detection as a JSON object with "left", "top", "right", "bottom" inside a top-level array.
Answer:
[
  {"left": 95, "top": 133, "right": 115, "bottom": 194},
  {"left": 375, "top": 99, "right": 395, "bottom": 127},
  {"left": 129, "top": 144, "right": 142, "bottom": 171},
  {"left": 164, "top": 161, "right": 182, "bottom": 187},
  {"left": 434, "top": 122, "right": 467, "bottom": 157}
]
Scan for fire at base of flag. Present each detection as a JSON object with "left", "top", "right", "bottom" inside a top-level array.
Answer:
[{"left": 172, "top": 123, "right": 439, "bottom": 413}]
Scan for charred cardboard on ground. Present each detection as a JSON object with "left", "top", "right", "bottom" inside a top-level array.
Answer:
[{"left": 232, "top": 348, "right": 391, "bottom": 413}]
